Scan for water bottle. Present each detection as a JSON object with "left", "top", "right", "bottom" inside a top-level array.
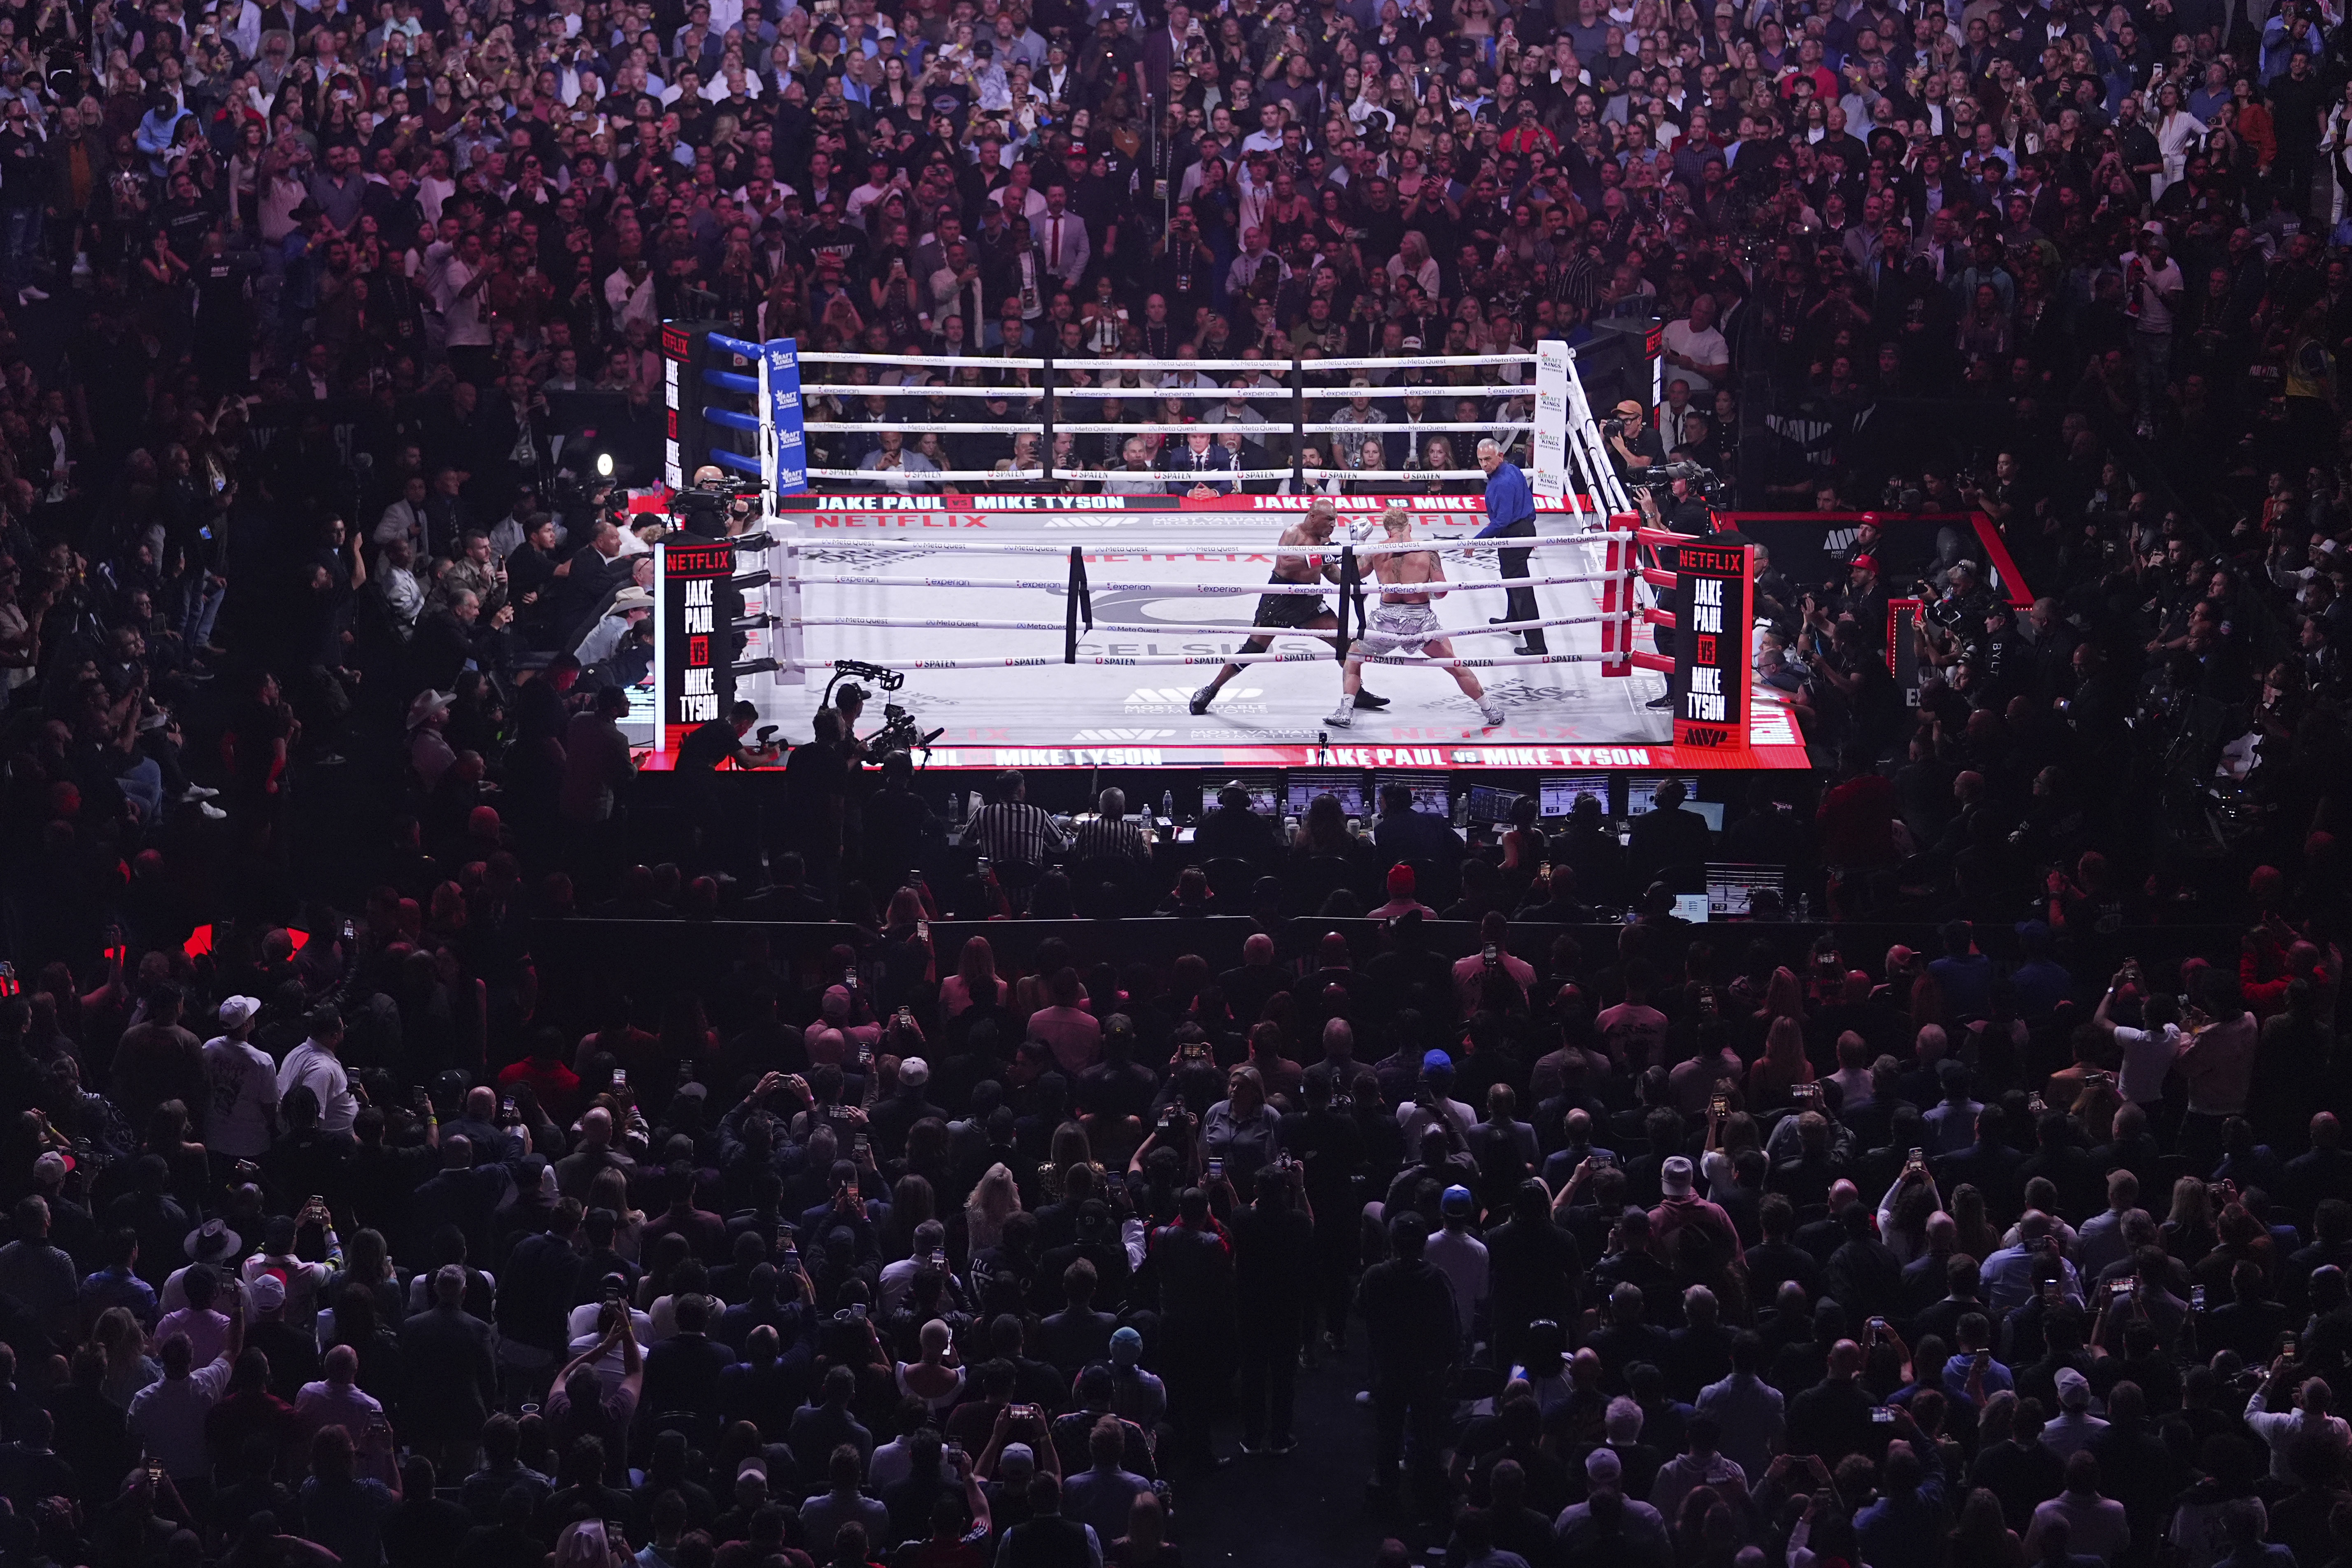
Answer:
[
  {"left": 1160, "top": 789, "right": 1175, "bottom": 822},
  {"left": 949, "top": 790, "right": 964, "bottom": 828},
  {"left": 1795, "top": 891, "right": 1812, "bottom": 923},
  {"left": 1453, "top": 794, "right": 1469, "bottom": 828}
]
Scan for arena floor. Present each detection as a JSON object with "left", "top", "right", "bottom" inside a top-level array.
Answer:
[{"left": 765, "top": 500, "right": 1677, "bottom": 759}]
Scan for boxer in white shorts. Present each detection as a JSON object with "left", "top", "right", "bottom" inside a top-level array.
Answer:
[{"left": 1330, "top": 507, "right": 1506, "bottom": 729}]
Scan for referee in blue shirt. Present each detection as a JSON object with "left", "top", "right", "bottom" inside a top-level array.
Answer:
[{"left": 1472, "top": 439, "right": 1544, "bottom": 655}]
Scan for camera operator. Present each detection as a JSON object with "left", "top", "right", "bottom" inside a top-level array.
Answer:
[
  {"left": 1604, "top": 397, "right": 1665, "bottom": 482},
  {"left": 1914, "top": 558, "right": 1993, "bottom": 669},
  {"left": 1958, "top": 453, "right": 2023, "bottom": 532},
  {"left": 674, "top": 464, "right": 759, "bottom": 540},
  {"left": 830, "top": 681, "right": 871, "bottom": 764},
  {"left": 678, "top": 699, "right": 782, "bottom": 771},
  {"left": 1810, "top": 552, "right": 1889, "bottom": 656},
  {"left": 829, "top": 681, "right": 875, "bottom": 871}
]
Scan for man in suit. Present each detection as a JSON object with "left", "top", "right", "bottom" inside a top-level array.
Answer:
[
  {"left": 374, "top": 473, "right": 432, "bottom": 553},
  {"left": 638, "top": 1292, "right": 734, "bottom": 1444},
  {"left": 552, "top": 518, "right": 632, "bottom": 632},
  {"left": 480, "top": 371, "right": 553, "bottom": 499},
  {"left": 1931, "top": 1105, "right": 2027, "bottom": 1221},
  {"left": 400, "top": 1264, "right": 498, "bottom": 1468},
  {"left": 1037, "top": 184, "right": 1090, "bottom": 292},
  {"left": 1140, "top": 3, "right": 1194, "bottom": 102},
  {"left": 1164, "top": 425, "right": 1241, "bottom": 496}
]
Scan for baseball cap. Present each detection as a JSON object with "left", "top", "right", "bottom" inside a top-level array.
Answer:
[
  {"left": 248, "top": 1273, "right": 286, "bottom": 1313},
  {"left": 2056, "top": 1367, "right": 2092, "bottom": 1408},
  {"left": 1421, "top": 1048, "right": 1454, "bottom": 1075},
  {"left": 1441, "top": 1184, "right": 1474, "bottom": 1215},
  {"left": 899, "top": 1056, "right": 931, "bottom": 1088},
  {"left": 219, "top": 995, "right": 262, "bottom": 1026},
  {"left": 1851, "top": 552, "right": 1878, "bottom": 571},
  {"left": 1660, "top": 1155, "right": 1695, "bottom": 1196}
]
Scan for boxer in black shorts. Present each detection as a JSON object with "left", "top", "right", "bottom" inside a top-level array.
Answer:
[{"left": 1191, "top": 498, "right": 1388, "bottom": 715}]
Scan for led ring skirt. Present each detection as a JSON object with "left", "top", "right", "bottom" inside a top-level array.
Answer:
[{"left": 653, "top": 335, "right": 1803, "bottom": 771}]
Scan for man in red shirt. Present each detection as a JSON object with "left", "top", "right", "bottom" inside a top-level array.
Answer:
[
  {"left": 1816, "top": 748, "right": 1899, "bottom": 909},
  {"left": 496, "top": 1027, "right": 582, "bottom": 1123}
]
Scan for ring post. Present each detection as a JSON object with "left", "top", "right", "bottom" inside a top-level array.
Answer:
[
  {"left": 1041, "top": 342, "right": 1057, "bottom": 485},
  {"left": 1290, "top": 362, "right": 1306, "bottom": 492},
  {"left": 1337, "top": 545, "right": 1359, "bottom": 659},
  {"left": 1064, "top": 546, "right": 1093, "bottom": 663}
]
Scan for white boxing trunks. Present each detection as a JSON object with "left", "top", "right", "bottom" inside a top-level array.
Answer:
[{"left": 1359, "top": 599, "right": 1442, "bottom": 656}]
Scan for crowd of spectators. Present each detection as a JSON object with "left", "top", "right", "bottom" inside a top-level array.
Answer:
[{"left": 5, "top": 722, "right": 2352, "bottom": 1568}]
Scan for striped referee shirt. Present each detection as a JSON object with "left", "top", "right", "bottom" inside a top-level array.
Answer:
[
  {"left": 1070, "top": 816, "right": 1153, "bottom": 862},
  {"left": 967, "top": 801, "right": 1071, "bottom": 866}
]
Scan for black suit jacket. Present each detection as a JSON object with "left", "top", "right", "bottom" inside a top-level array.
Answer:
[
  {"left": 398, "top": 1304, "right": 497, "bottom": 1433},
  {"left": 1932, "top": 1140, "right": 2027, "bottom": 1221},
  {"left": 1162, "top": 443, "right": 1241, "bottom": 494},
  {"left": 478, "top": 396, "right": 552, "bottom": 474},
  {"left": 640, "top": 1331, "right": 735, "bottom": 1437},
  {"left": 1626, "top": 805, "right": 1712, "bottom": 890}
]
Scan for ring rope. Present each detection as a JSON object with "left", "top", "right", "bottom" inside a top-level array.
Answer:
[
  {"left": 797, "top": 350, "right": 1046, "bottom": 370},
  {"left": 807, "top": 420, "right": 1536, "bottom": 437},
  {"left": 797, "top": 350, "right": 1533, "bottom": 375},
  {"left": 777, "top": 537, "right": 1626, "bottom": 557},
  {"left": 835, "top": 648, "right": 1625, "bottom": 671},
  {"left": 796, "top": 610, "right": 1625, "bottom": 636},
  {"left": 803, "top": 382, "right": 1542, "bottom": 402},
  {"left": 800, "top": 466, "right": 1510, "bottom": 481},
  {"left": 789, "top": 568, "right": 1628, "bottom": 594},
  {"left": 1309, "top": 352, "right": 1534, "bottom": 370}
]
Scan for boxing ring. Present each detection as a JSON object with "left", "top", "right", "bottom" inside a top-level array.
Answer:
[
  {"left": 646, "top": 332, "right": 1808, "bottom": 771},
  {"left": 745, "top": 494, "right": 1801, "bottom": 770}
]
